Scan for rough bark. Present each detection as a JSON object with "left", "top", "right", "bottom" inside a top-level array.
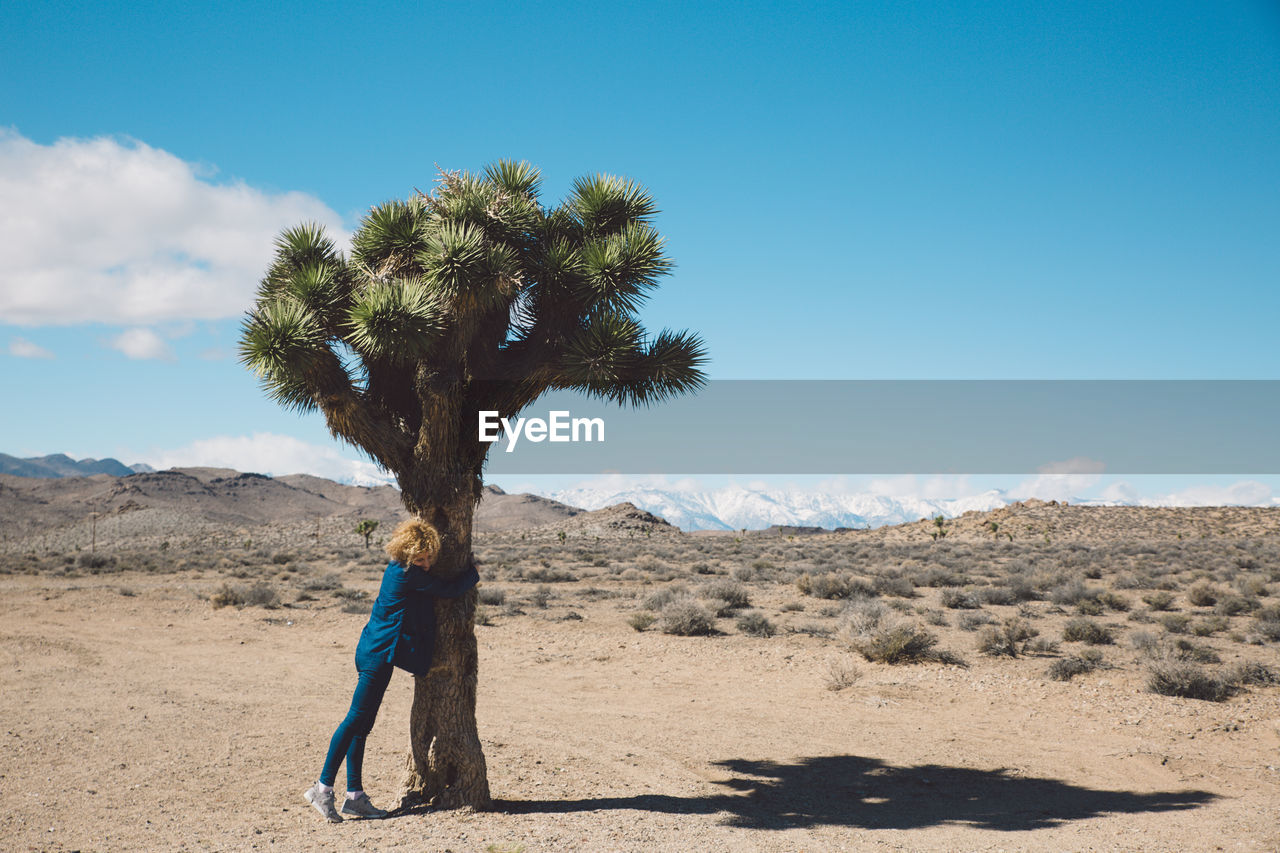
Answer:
[{"left": 398, "top": 467, "right": 491, "bottom": 811}]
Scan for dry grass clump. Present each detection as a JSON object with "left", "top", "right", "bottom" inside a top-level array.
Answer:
[
  {"left": 1228, "top": 661, "right": 1278, "bottom": 686},
  {"left": 1146, "top": 654, "right": 1236, "bottom": 702},
  {"left": 796, "top": 572, "right": 875, "bottom": 600},
  {"left": 700, "top": 578, "right": 750, "bottom": 610},
  {"left": 478, "top": 587, "right": 507, "bottom": 606},
  {"left": 824, "top": 658, "right": 862, "bottom": 691},
  {"left": 298, "top": 573, "right": 343, "bottom": 591},
  {"left": 734, "top": 610, "right": 776, "bottom": 637},
  {"left": 642, "top": 583, "right": 689, "bottom": 611},
  {"left": 628, "top": 612, "right": 656, "bottom": 632},
  {"left": 1214, "top": 594, "right": 1256, "bottom": 617},
  {"left": 1250, "top": 606, "right": 1280, "bottom": 642},
  {"left": 211, "top": 581, "right": 280, "bottom": 609},
  {"left": 1049, "top": 578, "right": 1099, "bottom": 606},
  {"left": 873, "top": 574, "right": 916, "bottom": 598},
  {"left": 939, "top": 588, "right": 981, "bottom": 609},
  {"left": 976, "top": 586, "right": 1016, "bottom": 606},
  {"left": 1186, "top": 581, "right": 1219, "bottom": 607},
  {"left": 1062, "top": 617, "right": 1115, "bottom": 645},
  {"left": 957, "top": 611, "right": 993, "bottom": 631},
  {"left": 976, "top": 617, "right": 1039, "bottom": 657},
  {"left": 1098, "top": 591, "right": 1131, "bottom": 612},
  {"left": 1048, "top": 648, "right": 1104, "bottom": 681}
]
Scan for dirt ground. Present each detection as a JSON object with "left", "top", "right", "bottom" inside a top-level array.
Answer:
[{"left": 3, "top": 564, "right": 1279, "bottom": 853}]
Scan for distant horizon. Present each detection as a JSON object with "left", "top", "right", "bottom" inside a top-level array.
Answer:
[{"left": 5, "top": 450, "right": 1278, "bottom": 533}]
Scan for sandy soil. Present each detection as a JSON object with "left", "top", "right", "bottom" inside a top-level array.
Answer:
[{"left": 3, "top": 566, "right": 1279, "bottom": 853}]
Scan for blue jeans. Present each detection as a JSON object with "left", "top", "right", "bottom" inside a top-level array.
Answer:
[{"left": 320, "top": 663, "right": 394, "bottom": 789}]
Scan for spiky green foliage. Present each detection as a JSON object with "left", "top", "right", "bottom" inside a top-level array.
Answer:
[{"left": 239, "top": 161, "right": 707, "bottom": 481}]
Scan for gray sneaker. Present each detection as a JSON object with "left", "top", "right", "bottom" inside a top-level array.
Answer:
[
  {"left": 341, "top": 792, "right": 389, "bottom": 819},
  {"left": 303, "top": 783, "right": 343, "bottom": 823}
]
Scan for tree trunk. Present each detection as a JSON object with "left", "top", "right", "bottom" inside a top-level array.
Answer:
[{"left": 398, "top": 471, "right": 491, "bottom": 811}]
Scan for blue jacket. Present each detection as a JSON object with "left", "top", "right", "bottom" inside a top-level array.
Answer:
[{"left": 354, "top": 560, "right": 480, "bottom": 675}]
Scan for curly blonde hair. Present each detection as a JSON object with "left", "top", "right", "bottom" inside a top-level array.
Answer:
[{"left": 386, "top": 518, "right": 442, "bottom": 567}]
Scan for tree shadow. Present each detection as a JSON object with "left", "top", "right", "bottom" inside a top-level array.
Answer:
[{"left": 495, "top": 755, "right": 1216, "bottom": 832}]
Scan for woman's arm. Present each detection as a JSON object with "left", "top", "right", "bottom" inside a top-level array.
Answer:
[{"left": 407, "top": 560, "right": 480, "bottom": 598}]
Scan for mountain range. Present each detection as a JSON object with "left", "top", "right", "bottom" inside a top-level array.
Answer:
[
  {"left": 547, "top": 484, "right": 1015, "bottom": 531},
  {"left": 0, "top": 453, "right": 152, "bottom": 478},
  {"left": 548, "top": 483, "right": 1280, "bottom": 531},
  {"left": 7, "top": 453, "right": 1278, "bottom": 533}
]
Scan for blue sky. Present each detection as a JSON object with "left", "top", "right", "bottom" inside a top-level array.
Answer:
[{"left": 2, "top": 1, "right": 1278, "bottom": 504}]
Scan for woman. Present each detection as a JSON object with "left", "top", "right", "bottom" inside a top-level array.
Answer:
[{"left": 303, "top": 518, "right": 480, "bottom": 822}]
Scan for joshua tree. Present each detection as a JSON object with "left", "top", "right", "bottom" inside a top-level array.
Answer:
[
  {"left": 355, "top": 519, "right": 379, "bottom": 549},
  {"left": 238, "top": 162, "right": 706, "bottom": 809}
]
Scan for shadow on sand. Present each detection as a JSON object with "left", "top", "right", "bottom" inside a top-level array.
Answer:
[{"left": 491, "top": 754, "right": 1216, "bottom": 832}]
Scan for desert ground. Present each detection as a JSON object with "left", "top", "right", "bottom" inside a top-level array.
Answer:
[{"left": 2, "top": 481, "right": 1280, "bottom": 852}]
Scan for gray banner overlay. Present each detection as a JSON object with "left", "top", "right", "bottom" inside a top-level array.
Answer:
[{"left": 478, "top": 381, "right": 1280, "bottom": 475}]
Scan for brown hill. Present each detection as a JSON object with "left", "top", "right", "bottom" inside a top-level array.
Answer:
[{"left": 0, "top": 469, "right": 616, "bottom": 551}]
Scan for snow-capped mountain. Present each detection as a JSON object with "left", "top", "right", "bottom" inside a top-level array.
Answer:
[{"left": 545, "top": 485, "right": 1012, "bottom": 531}]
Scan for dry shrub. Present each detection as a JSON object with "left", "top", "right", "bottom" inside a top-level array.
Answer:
[
  {"left": 957, "top": 611, "right": 993, "bottom": 631},
  {"left": 841, "top": 601, "right": 962, "bottom": 665},
  {"left": 796, "top": 572, "right": 874, "bottom": 600},
  {"left": 1214, "top": 594, "right": 1256, "bottom": 616},
  {"left": 299, "top": 573, "right": 343, "bottom": 591},
  {"left": 1186, "top": 582, "right": 1218, "bottom": 607},
  {"left": 940, "top": 588, "right": 981, "bottom": 610},
  {"left": 1191, "top": 615, "right": 1229, "bottom": 636},
  {"left": 735, "top": 610, "right": 776, "bottom": 638},
  {"left": 642, "top": 583, "right": 689, "bottom": 611},
  {"left": 1048, "top": 649, "right": 1104, "bottom": 681},
  {"left": 1172, "top": 638, "right": 1220, "bottom": 663},
  {"left": 211, "top": 582, "right": 280, "bottom": 609},
  {"left": 1251, "top": 607, "right": 1280, "bottom": 641},
  {"left": 478, "top": 587, "right": 506, "bottom": 605},
  {"left": 1142, "top": 590, "right": 1176, "bottom": 611},
  {"left": 854, "top": 623, "right": 957, "bottom": 664},
  {"left": 1098, "top": 591, "right": 1131, "bottom": 612},
  {"left": 1146, "top": 655, "right": 1235, "bottom": 702},
  {"left": 874, "top": 575, "right": 917, "bottom": 598},
  {"left": 1062, "top": 617, "right": 1114, "bottom": 645},
  {"left": 920, "top": 609, "right": 948, "bottom": 627},
  {"left": 1049, "top": 579, "right": 1094, "bottom": 606},
  {"left": 700, "top": 578, "right": 750, "bottom": 610},
  {"left": 976, "top": 617, "right": 1038, "bottom": 657},
  {"left": 1236, "top": 576, "right": 1269, "bottom": 597},
  {"left": 658, "top": 599, "right": 716, "bottom": 636},
  {"left": 977, "top": 586, "right": 1015, "bottom": 606},
  {"left": 825, "top": 658, "right": 862, "bottom": 691},
  {"left": 628, "top": 612, "right": 656, "bottom": 632},
  {"left": 1228, "top": 661, "right": 1277, "bottom": 686}
]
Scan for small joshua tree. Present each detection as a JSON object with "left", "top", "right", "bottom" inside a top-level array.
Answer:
[{"left": 355, "top": 519, "right": 379, "bottom": 549}]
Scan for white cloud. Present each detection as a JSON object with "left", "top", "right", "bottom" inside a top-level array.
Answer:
[
  {"left": 1035, "top": 457, "right": 1106, "bottom": 475},
  {"left": 859, "top": 474, "right": 976, "bottom": 499},
  {"left": 8, "top": 336, "right": 53, "bottom": 358},
  {"left": 1009, "top": 473, "right": 1102, "bottom": 503},
  {"left": 143, "top": 432, "right": 395, "bottom": 487},
  {"left": 1100, "top": 480, "right": 1141, "bottom": 502},
  {"left": 0, "top": 129, "right": 348, "bottom": 326},
  {"left": 1133, "top": 480, "right": 1274, "bottom": 507},
  {"left": 108, "top": 327, "right": 174, "bottom": 360}
]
